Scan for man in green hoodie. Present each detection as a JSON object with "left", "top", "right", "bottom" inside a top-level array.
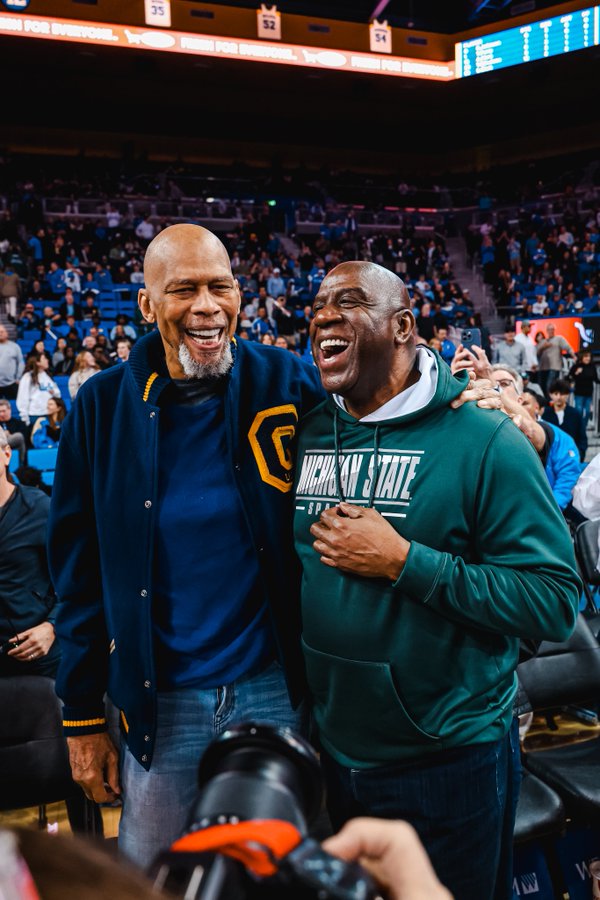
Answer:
[{"left": 294, "top": 262, "right": 580, "bottom": 900}]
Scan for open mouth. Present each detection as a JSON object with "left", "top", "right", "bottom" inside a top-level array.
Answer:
[
  {"left": 184, "top": 327, "right": 225, "bottom": 352},
  {"left": 318, "top": 337, "right": 351, "bottom": 366}
]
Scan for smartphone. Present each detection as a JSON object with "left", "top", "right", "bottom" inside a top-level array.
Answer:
[{"left": 460, "top": 328, "right": 482, "bottom": 352}]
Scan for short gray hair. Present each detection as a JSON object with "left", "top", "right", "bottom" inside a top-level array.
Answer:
[
  {"left": 491, "top": 363, "right": 524, "bottom": 394},
  {"left": 0, "top": 429, "right": 9, "bottom": 449}
]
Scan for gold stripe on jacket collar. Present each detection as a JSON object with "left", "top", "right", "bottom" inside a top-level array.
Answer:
[{"left": 143, "top": 372, "right": 159, "bottom": 402}]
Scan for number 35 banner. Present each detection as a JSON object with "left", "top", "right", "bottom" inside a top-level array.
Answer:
[
  {"left": 369, "top": 19, "right": 392, "bottom": 54},
  {"left": 257, "top": 4, "right": 281, "bottom": 41},
  {"left": 145, "top": 0, "right": 171, "bottom": 29}
]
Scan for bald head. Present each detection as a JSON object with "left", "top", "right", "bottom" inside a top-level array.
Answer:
[
  {"left": 143, "top": 224, "right": 231, "bottom": 291},
  {"left": 323, "top": 261, "right": 410, "bottom": 311},
  {"left": 138, "top": 224, "right": 241, "bottom": 381}
]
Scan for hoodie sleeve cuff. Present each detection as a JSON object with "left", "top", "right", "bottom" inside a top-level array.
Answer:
[
  {"left": 62, "top": 704, "right": 107, "bottom": 737},
  {"left": 392, "top": 541, "right": 447, "bottom": 603}
]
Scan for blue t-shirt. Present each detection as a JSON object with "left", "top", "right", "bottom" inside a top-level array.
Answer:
[{"left": 153, "top": 393, "right": 273, "bottom": 689}]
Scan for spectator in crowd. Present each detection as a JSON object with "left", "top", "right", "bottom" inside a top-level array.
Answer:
[
  {"left": 68, "top": 350, "right": 101, "bottom": 400},
  {"left": 109, "top": 314, "right": 137, "bottom": 343},
  {"left": 31, "top": 396, "right": 67, "bottom": 449},
  {"left": 55, "top": 345, "right": 76, "bottom": 375},
  {"left": 59, "top": 287, "right": 82, "bottom": 322},
  {"left": 250, "top": 306, "right": 276, "bottom": 342},
  {"left": 543, "top": 378, "right": 587, "bottom": 461},
  {"left": 514, "top": 320, "right": 538, "bottom": 379},
  {"left": 573, "top": 449, "right": 600, "bottom": 520},
  {"left": 0, "top": 324, "right": 24, "bottom": 399},
  {"left": 18, "top": 303, "right": 41, "bottom": 334},
  {"left": 568, "top": 349, "right": 598, "bottom": 427},
  {"left": 0, "top": 263, "right": 21, "bottom": 321},
  {"left": 114, "top": 338, "right": 132, "bottom": 363},
  {"left": 16, "top": 353, "right": 61, "bottom": 427},
  {"left": 0, "top": 428, "right": 58, "bottom": 677},
  {"left": 261, "top": 332, "right": 275, "bottom": 345},
  {"left": 492, "top": 327, "right": 526, "bottom": 371},
  {"left": 47, "top": 261, "right": 65, "bottom": 295},
  {"left": 81, "top": 292, "right": 100, "bottom": 320},
  {"left": 267, "top": 267, "right": 285, "bottom": 299},
  {"left": 135, "top": 215, "right": 155, "bottom": 243},
  {"left": 536, "top": 324, "right": 575, "bottom": 396},
  {"left": 520, "top": 386, "right": 581, "bottom": 511},
  {"left": 0, "top": 397, "right": 27, "bottom": 466},
  {"left": 296, "top": 261, "right": 579, "bottom": 900},
  {"left": 52, "top": 337, "right": 68, "bottom": 370},
  {"left": 47, "top": 224, "right": 324, "bottom": 870},
  {"left": 435, "top": 326, "right": 455, "bottom": 365},
  {"left": 272, "top": 294, "right": 297, "bottom": 347}
]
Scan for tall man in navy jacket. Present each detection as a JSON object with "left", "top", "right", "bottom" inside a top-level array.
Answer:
[{"left": 48, "top": 225, "right": 324, "bottom": 868}]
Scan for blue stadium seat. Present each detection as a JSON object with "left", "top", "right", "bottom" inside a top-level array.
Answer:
[{"left": 28, "top": 448, "right": 59, "bottom": 473}]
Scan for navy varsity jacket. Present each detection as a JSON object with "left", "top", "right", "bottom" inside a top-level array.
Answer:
[{"left": 48, "top": 332, "right": 324, "bottom": 769}]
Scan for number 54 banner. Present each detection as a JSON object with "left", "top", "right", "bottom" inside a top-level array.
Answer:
[
  {"left": 145, "top": 0, "right": 171, "bottom": 28},
  {"left": 370, "top": 19, "right": 392, "bottom": 53},
  {"left": 257, "top": 4, "right": 281, "bottom": 40}
]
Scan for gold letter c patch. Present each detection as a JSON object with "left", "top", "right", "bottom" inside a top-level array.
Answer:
[{"left": 248, "top": 405, "right": 298, "bottom": 493}]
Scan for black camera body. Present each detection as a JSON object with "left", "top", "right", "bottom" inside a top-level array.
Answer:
[{"left": 149, "top": 724, "right": 380, "bottom": 900}]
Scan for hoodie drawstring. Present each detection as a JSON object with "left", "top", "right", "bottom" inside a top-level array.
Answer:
[{"left": 334, "top": 407, "right": 381, "bottom": 508}]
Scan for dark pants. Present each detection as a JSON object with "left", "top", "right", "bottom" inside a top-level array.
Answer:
[
  {"left": 321, "top": 718, "right": 521, "bottom": 900},
  {"left": 539, "top": 369, "right": 560, "bottom": 397},
  {"left": 0, "top": 382, "right": 18, "bottom": 399}
]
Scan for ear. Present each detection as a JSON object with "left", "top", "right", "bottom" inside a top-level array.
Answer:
[
  {"left": 138, "top": 288, "right": 154, "bottom": 323},
  {"left": 234, "top": 278, "right": 242, "bottom": 316},
  {"left": 394, "top": 309, "right": 416, "bottom": 345}
]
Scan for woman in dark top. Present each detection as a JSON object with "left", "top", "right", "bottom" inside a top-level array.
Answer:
[
  {"left": 569, "top": 350, "right": 599, "bottom": 427},
  {"left": 0, "top": 430, "right": 58, "bottom": 678}
]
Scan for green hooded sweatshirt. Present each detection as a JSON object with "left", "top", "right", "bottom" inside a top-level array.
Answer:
[{"left": 294, "top": 353, "right": 580, "bottom": 769}]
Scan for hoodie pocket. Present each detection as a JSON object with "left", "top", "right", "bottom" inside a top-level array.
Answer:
[{"left": 302, "top": 639, "right": 439, "bottom": 761}]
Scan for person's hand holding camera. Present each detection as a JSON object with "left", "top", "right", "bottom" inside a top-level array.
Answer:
[{"left": 323, "top": 818, "right": 452, "bottom": 900}]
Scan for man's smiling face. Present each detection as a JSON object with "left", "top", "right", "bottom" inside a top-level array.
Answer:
[
  {"left": 309, "top": 262, "right": 414, "bottom": 415},
  {"left": 139, "top": 225, "right": 241, "bottom": 380}
]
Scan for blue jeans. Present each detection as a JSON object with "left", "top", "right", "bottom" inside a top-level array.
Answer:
[
  {"left": 574, "top": 394, "right": 592, "bottom": 428},
  {"left": 117, "top": 661, "right": 305, "bottom": 870},
  {"left": 321, "top": 718, "right": 521, "bottom": 900}
]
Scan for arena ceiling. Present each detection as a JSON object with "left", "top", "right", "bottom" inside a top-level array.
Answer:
[{"left": 201, "top": 0, "right": 578, "bottom": 31}]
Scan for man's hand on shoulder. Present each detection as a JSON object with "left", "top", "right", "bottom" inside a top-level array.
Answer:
[
  {"left": 310, "top": 503, "right": 410, "bottom": 581},
  {"left": 450, "top": 371, "right": 501, "bottom": 411},
  {"left": 67, "top": 732, "right": 120, "bottom": 803}
]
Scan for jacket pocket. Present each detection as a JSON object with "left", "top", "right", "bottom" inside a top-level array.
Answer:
[{"left": 302, "top": 639, "right": 439, "bottom": 762}]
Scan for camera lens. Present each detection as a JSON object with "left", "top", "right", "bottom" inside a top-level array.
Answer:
[{"left": 188, "top": 723, "right": 323, "bottom": 836}]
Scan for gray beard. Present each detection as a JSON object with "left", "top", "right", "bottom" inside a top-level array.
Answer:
[{"left": 178, "top": 340, "right": 233, "bottom": 379}]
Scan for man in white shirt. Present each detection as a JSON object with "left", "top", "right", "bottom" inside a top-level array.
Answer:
[{"left": 515, "top": 320, "right": 538, "bottom": 378}]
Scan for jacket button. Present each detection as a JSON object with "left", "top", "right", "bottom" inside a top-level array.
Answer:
[
  {"left": 149, "top": 411, "right": 156, "bottom": 419},
  {"left": 142, "top": 754, "right": 148, "bottom": 762},
  {"left": 144, "top": 734, "right": 150, "bottom": 742},
  {"left": 144, "top": 500, "right": 152, "bottom": 509},
  {"left": 140, "top": 589, "right": 148, "bottom": 597},
  {"left": 144, "top": 680, "right": 151, "bottom": 688}
]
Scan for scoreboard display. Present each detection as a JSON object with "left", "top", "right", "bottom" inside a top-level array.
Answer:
[{"left": 455, "top": 6, "right": 599, "bottom": 77}]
